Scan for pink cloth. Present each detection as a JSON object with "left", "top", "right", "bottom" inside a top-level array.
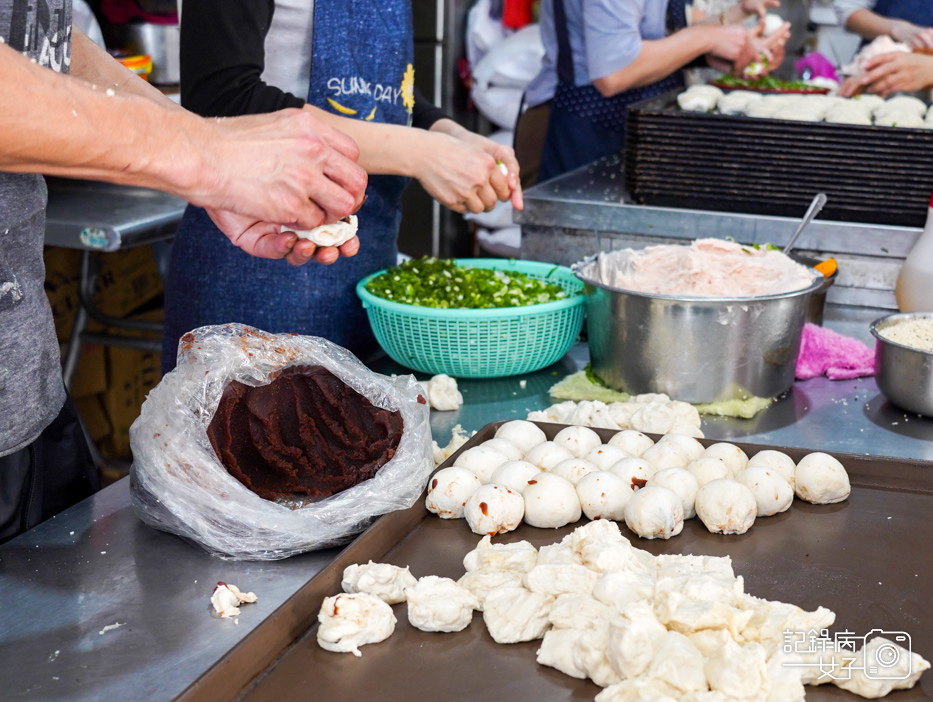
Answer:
[{"left": 796, "top": 323, "right": 875, "bottom": 380}]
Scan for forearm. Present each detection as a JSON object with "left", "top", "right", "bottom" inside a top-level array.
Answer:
[
  {"left": 592, "top": 28, "right": 710, "bottom": 97},
  {"left": 846, "top": 9, "right": 902, "bottom": 40}
]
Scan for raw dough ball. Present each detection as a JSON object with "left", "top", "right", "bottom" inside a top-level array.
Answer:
[
  {"left": 609, "top": 457, "right": 657, "bottom": 491},
  {"left": 686, "top": 456, "right": 730, "bottom": 487},
  {"left": 775, "top": 105, "right": 824, "bottom": 122},
  {"left": 703, "top": 443, "right": 748, "bottom": 476},
  {"left": 576, "top": 471, "right": 634, "bottom": 520},
  {"left": 482, "top": 586, "right": 554, "bottom": 643},
  {"left": 586, "top": 444, "right": 630, "bottom": 471},
  {"left": 876, "top": 111, "right": 924, "bottom": 128},
  {"left": 642, "top": 442, "right": 691, "bottom": 470},
  {"left": 405, "top": 575, "right": 478, "bottom": 632},
  {"left": 746, "top": 449, "right": 796, "bottom": 487},
  {"left": 464, "top": 484, "right": 525, "bottom": 536},
  {"left": 462, "top": 534, "right": 538, "bottom": 573},
  {"left": 624, "top": 485, "right": 685, "bottom": 540},
  {"left": 458, "top": 569, "right": 524, "bottom": 611},
  {"left": 717, "top": 90, "right": 761, "bottom": 115},
  {"left": 647, "top": 467, "right": 700, "bottom": 519},
  {"left": 489, "top": 460, "right": 542, "bottom": 494},
  {"left": 878, "top": 95, "right": 926, "bottom": 117},
  {"left": 851, "top": 94, "right": 884, "bottom": 113},
  {"left": 425, "top": 467, "right": 482, "bottom": 518},
  {"left": 341, "top": 561, "right": 417, "bottom": 604},
  {"left": 795, "top": 452, "right": 850, "bottom": 504},
  {"left": 745, "top": 95, "right": 793, "bottom": 118},
  {"left": 494, "top": 420, "right": 547, "bottom": 454},
  {"left": 553, "top": 425, "right": 603, "bottom": 458},
  {"left": 825, "top": 105, "right": 872, "bottom": 125},
  {"left": 480, "top": 438, "right": 523, "bottom": 461},
  {"left": 316, "top": 592, "right": 396, "bottom": 656},
  {"left": 695, "top": 478, "right": 758, "bottom": 535},
  {"left": 288, "top": 214, "right": 358, "bottom": 247},
  {"left": 677, "top": 90, "right": 717, "bottom": 112},
  {"left": 453, "top": 445, "right": 509, "bottom": 483},
  {"left": 550, "top": 457, "right": 600, "bottom": 485},
  {"left": 524, "top": 441, "right": 575, "bottom": 471},
  {"left": 736, "top": 466, "right": 794, "bottom": 517},
  {"left": 523, "top": 472, "right": 582, "bottom": 528},
  {"left": 608, "top": 429, "right": 654, "bottom": 456},
  {"left": 418, "top": 373, "right": 463, "bottom": 411},
  {"left": 657, "top": 433, "right": 705, "bottom": 462},
  {"left": 762, "top": 13, "right": 785, "bottom": 36}
]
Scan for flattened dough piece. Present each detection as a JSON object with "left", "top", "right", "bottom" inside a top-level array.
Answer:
[{"left": 316, "top": 592, "right": 396, "bottom": 657}]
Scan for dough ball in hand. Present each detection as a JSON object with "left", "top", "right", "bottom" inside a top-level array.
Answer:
[
  {"left": 795, "top": 452, "right": 850, "bottom": 504},
  {"left": 554, "top": 425, "right": 603, "bottom": 458},
  {"left": 523, "top": 472, "right": 582, "bottom": 528},
  {"left": 647, "top": 467, "right": 700, "bottom": 519},
  {"left": 524, "top": 441, "right": 575, "bottom": 471},
  {"left": 425, "top": 467, "right": 482, "bottom": 518},
  {"left": 695, "top": 478, "right": 757, "bottom": 535},
  {"left": 608, "top": 430, "right": 654, "bottom": 456},
  {"left": 464, "top": 484, "right": 525, "bottom": 536},
  {"left": 623, "top": 485, "right": 685, "bottom": 540},
  {"left": 490, "top": 460, "right": 542, "bottom": 494},
  {"left": 288, "top": 214, "right": 358, "bottom": 247},
  {"left": 453, "top": 445, "right": 510, "bottom": 483},
  {"left": 576, "top": 471, "right": 634, "bottom": 521},
  {"left": 495, "top": 420, "right": 547, "bottom": 454},
  {"left": 736, "top": 466, "right": 793, "bottom": 517}
]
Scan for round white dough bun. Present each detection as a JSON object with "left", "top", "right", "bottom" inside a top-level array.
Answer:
[
  {"left": 480, "top": 438, "right": 523, "bottom": 462},
  {"left": 746, "top": 450, "right": 796, "bottom": 488},
  {"left": 494, "top": 420, "right": 547, "bottom": 454},
  {"left": 575, "top": 471, "right": 634, "bottom": 521},
  {"left": 464, "top": 484, "right": 525, "bottom": 536},
  {"left": 523, "top": 440, "right": 576, "bottom": 471},
  {"left": 762, "top": 12, "right": 785, "bottom": 37},
  {"left": 608, "top": 457, "right": 657, "bottom": 491},
  {"left": 453, "top": 445, "right": 510, "bottom": 483},
  {"left": 586, "top": 444, "right": 630, "bottom": 471},
  {"left": 647, "top": 467, "right": 700, "bottom": 519},
  {"left": 553, "top": 425, "right": 603, "bottom": 458},
  {"left": 657, "top": 433, "right": 706, "bottom": 462},
  {"left": 695, "top": 478, "right": 758, "bottom": 535},
  {"left": 703, "top": 443, "right": 749, "bottom": 476},
  {"left": 550, "top": 457, "right": 600, "bottom": 486},
  {"left": 623, "top": 485, "right": 685, "bottom": 540},
  {"left": 735, "top": 466, "right": 793, "bottom": 517},
  {"left": 425, "top": 467, "right": 483, "bottom": 519},
  {"left": 608, "top": 430, "right": 654, "bottom": 456},
  {"left": 489, "top": 460, "right": 542, "bottom": 494},
  {"left": 686, "top": 456, "right": 731, "bottom": 487},
  {"left": 523, "top": 472, "right": 582, "bottom": 529},
  {"left": 794, "top": 452, "right": 851, "bottom": 504},
  {"left": 641, "top": 442, "right": 691, "bottom": 470}
]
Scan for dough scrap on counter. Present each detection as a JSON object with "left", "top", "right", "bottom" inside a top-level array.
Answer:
[
  {"left": 316, "top": 592, "right": 396, "bottom": 656},
  {"left": 341, "top": 561, "right": 417, "bottom": 604},
  {"left": 431, "top": 423, "right": 473, "bottom": 465},
  {"left": 405, "top": 575, "right": 478, "bottom": 632},
  {"left": 211, "top": 582, "right": 258, "bottom": 618},
  {"left": 419, "top": 374, "right": 463, "bottom": 411},
  {"left": 462, "top": 535, "right": 538, "bottom": 574}
]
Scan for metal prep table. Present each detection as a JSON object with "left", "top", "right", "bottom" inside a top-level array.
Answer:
[{"left": 1, "top": 302, "right": 932, "bottom": 702}]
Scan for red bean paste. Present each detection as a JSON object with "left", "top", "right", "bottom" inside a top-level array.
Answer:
[{"left": 207, "top": 365, "right": 403, "bottom": 501}]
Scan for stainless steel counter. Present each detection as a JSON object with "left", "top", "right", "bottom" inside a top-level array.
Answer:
[{"left": 2, "top": 307, "right": 931, "bottom": 701}]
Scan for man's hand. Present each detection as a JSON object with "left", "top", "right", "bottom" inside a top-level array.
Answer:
[
  {"left": 206, "top": 208, "right": 359, "bottom": 266},
  {"left": 848, "top": 52, "right": 933, "bottom": 97},
  {"left": 740, "top": 0, "right": 779, "bottom": 20},
  {"left": 707, "top": 24, "right": 764, "bottom": 75}
]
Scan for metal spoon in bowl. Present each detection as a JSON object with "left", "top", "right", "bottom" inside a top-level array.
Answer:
[{"left": 783, "top": 192, "right": 828, "bottom": 255}]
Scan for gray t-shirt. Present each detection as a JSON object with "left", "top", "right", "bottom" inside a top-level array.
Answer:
[{"left": 0, "top": 0, "right": 71, "bottom": 457}]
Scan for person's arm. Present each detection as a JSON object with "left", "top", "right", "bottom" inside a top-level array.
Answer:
[
  {"left": 846, "top": 8, "right": 933, "bottom": 49},
  {"left": 840, "top": 51, "right": 933, "bottom": 96}
]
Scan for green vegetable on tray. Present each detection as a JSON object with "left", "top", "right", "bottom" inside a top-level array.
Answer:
[
  {"left": 366, "top": 257, "right": 572, "bottom": 309},
  {"left": 712, "top": 74, "right": 823, "bottom": 92}
]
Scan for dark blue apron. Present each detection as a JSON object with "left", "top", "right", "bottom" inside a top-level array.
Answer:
[
  {"left": 538, "top": 0, "right": 687, "bottom": 182},
  {"left": 163, "top": 0, "right": 414, "bottom": 372},
  {"left": 871, "top": 0, "right": 933, "bottom": 29}
]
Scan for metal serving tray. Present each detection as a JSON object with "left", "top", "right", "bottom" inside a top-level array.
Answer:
[{"left": 178, "top": 422, "right": 933, "bottom": 702}]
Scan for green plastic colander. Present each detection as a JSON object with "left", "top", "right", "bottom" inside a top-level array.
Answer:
[{"left": 356, "top": 259, "right": 585, "bottom": 378}]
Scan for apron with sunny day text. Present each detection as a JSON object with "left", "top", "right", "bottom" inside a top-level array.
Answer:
[{"left": 537, "top": 0, "right": 687, "bottom": 182}]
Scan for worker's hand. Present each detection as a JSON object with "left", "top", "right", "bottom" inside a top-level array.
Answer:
[
  {"left": 749, "top": 20, "right": 790, "bottom": 74},
  {"left": 890, "top": 20, "right": 933, "bottom": 51},
  {"left": 190, "top": 109, "right": 367, "bottom": 232},
  {"left": 416, "top": 119, "right": 522, "bottom": 214},
  {"left": 206, "top": 208, "right": 360, "bottom": 266},
  {"left": 740, "top": 0, "right": 779, "bottom": 20},
  {"left": 852, "top": 51, "right": 933, "bottom": 97},
  {"left": 707, "top": 25, "right": 764, "bottom": 76}
]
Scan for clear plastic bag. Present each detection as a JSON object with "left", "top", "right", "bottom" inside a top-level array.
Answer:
[{"left": 129, "top": 324, "right": 433, "bottom": 561}]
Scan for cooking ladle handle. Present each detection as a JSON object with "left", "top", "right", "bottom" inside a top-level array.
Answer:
[{"left": 783, "top": 193, "right": 827, "bottom": 255}]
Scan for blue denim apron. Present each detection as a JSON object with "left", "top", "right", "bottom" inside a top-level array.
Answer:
[
  {"left": 871, "top": 0, "right": 933, "bottom": 28},
  {"left": 163, "top": 0, "right": 414, "bottom": 371},
  {"left": 538, "top": 0, "right": 687, "bottom": 182}
]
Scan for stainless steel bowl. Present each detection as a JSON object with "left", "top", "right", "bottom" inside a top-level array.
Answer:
[
  {"left": 870, "top": 312, "right": 933, "bottom": 417},
  {"left": 120, "top": 23, "right": 180, "bottom": 85},
  {"left": 573, "top": 256, "right": 824, "bottom": 404}
]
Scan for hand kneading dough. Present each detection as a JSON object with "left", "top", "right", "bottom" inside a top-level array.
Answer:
[
  {"left": 608, "top": 457, "right": 656, "bottom": 491},
  {"left": 524, "top": 441, "right": 575, "bottom": 471},
  {"left": 795, "top": 452, "right": 850, "bottom": 504},
  {"left": 453, "top": 445, "right": 509, "bottom": 483},
  {"left": 624, "top": 485, "right": 685, "bottom": 539},
  {"left": 316, "top": 592, "right": 396, "bottom": 656},
  {"left": 286, "top": 215, "right": 358, "bottom": 247},
  {"left": 685, "top": 456, "right": 730, "bottom": 486},
  {"left": 586, "top": 444, "right": 630, "bottom": 471},
  {"left": 551, "top": 457, "right": 599, "bottom": 485},
  {"left": 702, "top": 443, "right": 748, "bottom": 476},
  {"left": 695, "top": 478, "right": 757, "bottom": 534},
  {"left": 553, "top": 425, "right": 603, "bottom": 458},
  {"left": 425, "top": 467, "right": 482, "bottom": 518},
  {"left": 647, "top": 467, "right": 700, "bottom": 519},
  {"left": 405, "top": 575, "right": 478, "bottom": 632},
  {"left": 489, "top": 460, "right": 542, "bottom": 494},
  {"left": 523, "top": 472, "right": 582, "bottom": 528},
  {"left": 480, "top": 437, "right": 523, "bottom": 461},
  {"left": 464, "top": 484, "right": 524, "bottom": 535},
  {"left": 576, "top": 471, "right": 633, "bottom": 520},
  {"left": 341, "top": 561, "right": 417, "bottom": 604},
  {"left": 746, "top": 449, "right": 796, "bottom": 487},
  {"left": 608, "top": 429, "right": 654, "bottom": 456},
  {"left": 735, "top": 466, "right": 793, "bottom": 517},
  {"left": 482, "top": 586, "right": 554, "bottom": 643},
  {"left": 494, "top": 420, "right": 547, "bottom": 454}
]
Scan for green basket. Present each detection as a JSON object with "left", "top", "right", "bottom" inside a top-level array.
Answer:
[{"left": 357, "top": 259, "right": 585, "bottom": 378}]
